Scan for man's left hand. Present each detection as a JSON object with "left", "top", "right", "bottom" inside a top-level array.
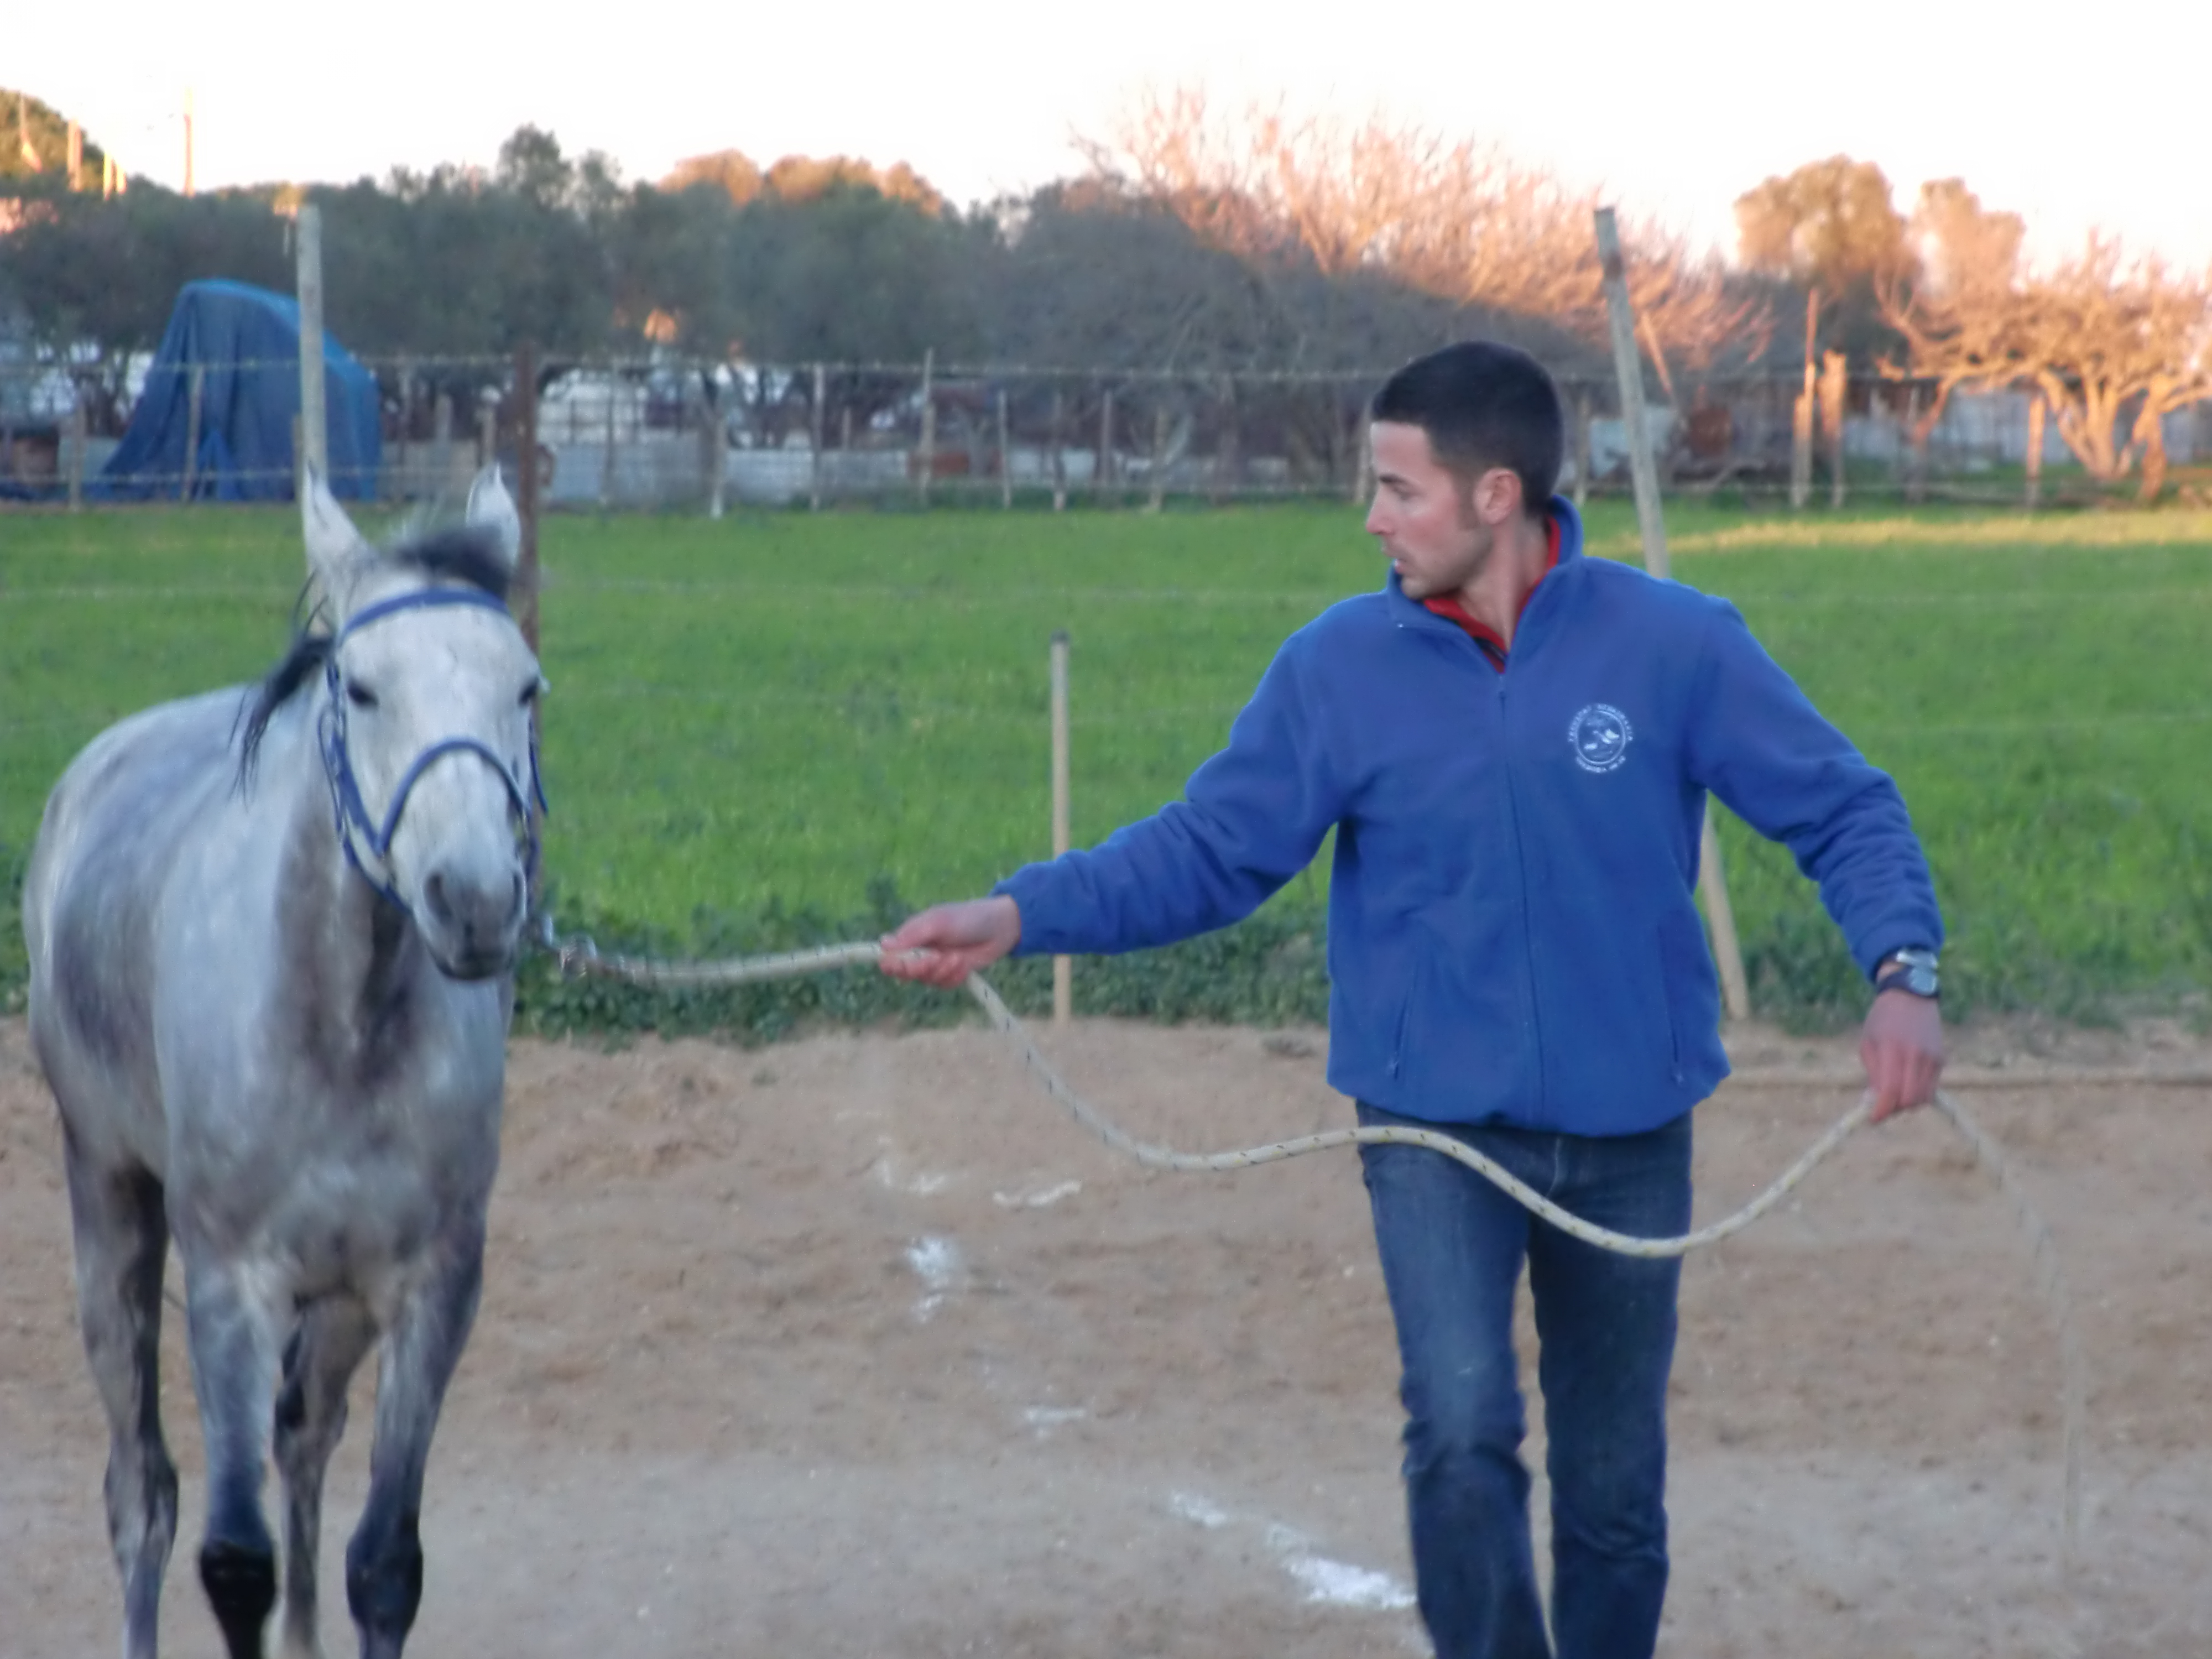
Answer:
[{"left": 1860, "top": 990, "right": 1945, "bottom": 1123}]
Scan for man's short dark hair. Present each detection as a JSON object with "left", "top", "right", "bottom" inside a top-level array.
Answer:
[{"left": 1370, "top": 341, "right": 1564, "bottom": 515}]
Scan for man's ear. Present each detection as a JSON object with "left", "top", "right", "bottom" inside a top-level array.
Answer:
[{"left": 1470, "top": 466, "right": 1525, "bottom": 526}]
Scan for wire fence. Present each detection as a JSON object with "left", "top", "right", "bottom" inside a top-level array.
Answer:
[{"left": 4, "top": 349, "right": 2210, "bottom": 512}]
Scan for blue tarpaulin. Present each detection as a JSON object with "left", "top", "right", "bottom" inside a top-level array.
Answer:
[{"left": 97, "top": 279, "right": 380, "bottom": 501}]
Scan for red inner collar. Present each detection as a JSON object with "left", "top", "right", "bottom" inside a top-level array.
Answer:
[{"left": 1421, "top": 515, "right": 1561, "bottom": 668}]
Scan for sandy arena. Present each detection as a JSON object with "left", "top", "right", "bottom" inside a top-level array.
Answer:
[{"left": 4, "top": 1008, "right": 2210, "bottom": 1657}]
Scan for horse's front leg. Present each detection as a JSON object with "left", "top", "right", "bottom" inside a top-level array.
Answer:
[
  {"left": 347, "top": 1222, "right": 485, "bottom": 1659},
  {"left": 274, "top": 1295, "right": 379, "bottom": 1659},
  {"left": 183, "top": 1254, "right": 288, "bottom": 1659}
]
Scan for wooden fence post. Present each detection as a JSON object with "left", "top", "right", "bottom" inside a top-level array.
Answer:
[
  {"left": 1049, "top": 387, "right": 1067, "bottom": 512},
  {"left": 1594, "top": 211, "right": 1669, "bottom": 566},
  {"left": 1096, "top": 388, "right": 1115, "bottom": 506},
  {"left": 2026, "top": 395, "right": 2046, "bottom": 510},
  {"left": 810, "top": 363, "right": 827, "bottom": 512},
  {"left": 698, "top": 377, "right": 724, "bottom": 519},
  {"left": 1595, "top": 206, "right": 1751, "bottom": 1023},
  {"left": 1148, "top": 403, "right": 1170, "bottom": 514},
  {"left": 997, "top": 387, "right": 1013, "bottom": 509},
  {"left": 432, "top": 391, "right": 453, "bottom": 495},
  {"left": 66, "top": 397, "right": 85, "bottom": 512},
  {"left": 1213, "top": 376, "right": 1238, "bottom": 503},
  {"left": 916, "top": 347, "right": 936, "bottom": 507},
  {"left": 515, "top": 343, "right": 543, "bottom": 902},
  {"left": 1822, "top": 351, "right": 1849, "bottom": 510},
  {"left": 295, "top": 203, "right": 328, "bottom": 492},
  {"left": 515, "top": 343, "right": 540, "bottom": 653},
  {"left": 1904, "top": 385, "right": 1927, "bottom": 504},
  {"left": 598, "top": 364, "right": 617, "bottom": 509},
  {"left": 1050, "top": 629, "right": 1072, "bottom": 1026},
  {"left": 1790, "top": 385, "right": 1814, "bottom": 510},
  {"left": 181, "top": 363, "right": 204, "bottom": 502},
  {"left": 1573, "top": 388, "right": 1593, "bottom": 509},
  {"left": 1789, "top": 292, "right": 1817, "bottom": 511}
]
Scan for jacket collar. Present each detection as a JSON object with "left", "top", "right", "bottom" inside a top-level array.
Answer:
[{"left": 1383, "top": 494, "right": 1585, "bottom": 626}]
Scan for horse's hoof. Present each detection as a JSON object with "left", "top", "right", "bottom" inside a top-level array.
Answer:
[{"left": 200, "top": 1538, "right": 278, "bottom": 1659}]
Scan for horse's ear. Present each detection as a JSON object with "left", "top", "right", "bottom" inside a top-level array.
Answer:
[
  {"left": 301, "top": 463, "right": 369, "bottom": 593},
  {"left": 464, "top": 463, "right": 522, "bottom": 572}
]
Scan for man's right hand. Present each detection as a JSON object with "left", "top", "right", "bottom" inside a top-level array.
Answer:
[{"left": 878, "top": 896, "right": 1023, "bottom": 988}]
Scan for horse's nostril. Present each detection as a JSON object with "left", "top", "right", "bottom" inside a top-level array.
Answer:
[{"left": 423, "top": 871, "right": 453, "bottom": 924}]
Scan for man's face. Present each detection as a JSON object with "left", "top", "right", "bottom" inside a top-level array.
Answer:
[{"left": 1365, "top": 421, "right": 1490, "bottom": 601}]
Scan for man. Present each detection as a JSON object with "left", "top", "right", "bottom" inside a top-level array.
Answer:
[{"left": 879, "top": 341, "right": 1945, "bottom": 1658}]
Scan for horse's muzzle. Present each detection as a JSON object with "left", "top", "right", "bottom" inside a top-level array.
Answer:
[{"left": 420, "top": 865, "right": 526, "bottom": 981}]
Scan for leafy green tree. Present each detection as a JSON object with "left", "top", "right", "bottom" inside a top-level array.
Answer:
[
  {"left": 1735, "top": 155, "right": 1913, "bottom": 358},
  {"left": 727, "top": 181, "right": 985, "bottom": 366}
]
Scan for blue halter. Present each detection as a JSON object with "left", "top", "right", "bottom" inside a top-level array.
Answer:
[{"left": 315, "top": 586, "right": 548, "bottom": 916}]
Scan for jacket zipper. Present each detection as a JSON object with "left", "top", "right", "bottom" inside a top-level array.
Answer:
[{"left": 1495, "top": 672, "right": 1547, "bottom": 1127}]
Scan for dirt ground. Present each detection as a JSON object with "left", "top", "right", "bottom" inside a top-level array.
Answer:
[{"left": 4, "top": 1007, "right": 2211, "bottom": 1659}]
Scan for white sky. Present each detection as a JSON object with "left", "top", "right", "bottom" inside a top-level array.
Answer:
[{"left": 11, "top": 0, "right": 2210, "bottom": 270}]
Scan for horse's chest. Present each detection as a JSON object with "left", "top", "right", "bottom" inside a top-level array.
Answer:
[{"left": 176, "top": 1078, "right": 499, "bottom": 1295}]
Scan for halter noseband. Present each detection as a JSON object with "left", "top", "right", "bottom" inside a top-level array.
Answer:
[{"left": 316, "top": 586, "right": 547, "bottom": 917}]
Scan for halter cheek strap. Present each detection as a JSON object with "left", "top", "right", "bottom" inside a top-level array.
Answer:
[{"left": 316, "top": 586, "right": 548, "bottom": 916}]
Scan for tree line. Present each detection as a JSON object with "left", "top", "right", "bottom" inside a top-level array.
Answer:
[
  {"left": 0, "top": 119, "right": 1596, "bottom": 378},
  {"left": 1734, "top": 156, "right": 2211, "bottom": 499},
  {"left": 4, "top": 86, "right": 2206, "bottom": 498}
]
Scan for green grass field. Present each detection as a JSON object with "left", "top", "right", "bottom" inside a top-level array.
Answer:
[{"left": 5, "top": 498, "right": 2210, "bottom": 1033}]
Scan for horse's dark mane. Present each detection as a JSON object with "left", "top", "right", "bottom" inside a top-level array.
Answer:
[
  {"left": 233, "top": 525, "right": 521, "bottom": 790},
  {"left": 393, "top": 526, "right": 517, "bottom": 606}
]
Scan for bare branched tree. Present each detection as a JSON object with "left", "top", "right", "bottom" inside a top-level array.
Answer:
[
  {"left": 1082, "top": 86, "right": 1767, "bottom": 371},
  {"left": 1884, "top": 212, "right": 2212, "bottom": 501},
  {"left": 2017, "top": 240, "right": 2211, "bottom": 499}
]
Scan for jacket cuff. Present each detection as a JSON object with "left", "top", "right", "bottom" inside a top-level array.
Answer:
[
  {"left": 1855, "top": 928, "right": 1939, "bottom": 983},
  {"left": 990, "top": 868, "right": 1049, "bottom": 957}
]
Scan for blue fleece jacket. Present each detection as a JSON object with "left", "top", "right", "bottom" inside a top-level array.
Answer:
[{"left": 997, "top": 499, "right": 1942, "bottom": 1135}]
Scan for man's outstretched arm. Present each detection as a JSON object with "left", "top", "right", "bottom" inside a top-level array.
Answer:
[{"left": 879, "top": 895, "right": 1022, "bottom": 989}]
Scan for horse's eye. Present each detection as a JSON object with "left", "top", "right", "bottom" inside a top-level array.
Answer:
[
  {"left": 345, "top": 680, "right": 379, "bottom": 711},
  {"left": 520, "top": 677, "right": 546, "bottom": 708}
]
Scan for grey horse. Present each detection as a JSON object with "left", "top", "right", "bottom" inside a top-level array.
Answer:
[{"left": 22, "top": 467, "right": 545, "bottom": 1659}]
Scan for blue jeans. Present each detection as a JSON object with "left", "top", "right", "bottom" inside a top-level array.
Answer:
[{"left": 1357, "top": 1102, "right": 1692, "bottom": 1659}]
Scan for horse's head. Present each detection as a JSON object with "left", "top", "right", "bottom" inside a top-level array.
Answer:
[{"left": 302, "top": 467, "right": 546, "bottom": 980}]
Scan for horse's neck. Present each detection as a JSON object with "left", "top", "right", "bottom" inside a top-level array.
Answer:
[{"left": 263, "top": 694, "right": 427, "bottom": 1030}]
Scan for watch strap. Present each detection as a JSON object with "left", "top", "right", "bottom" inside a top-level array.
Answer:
[{"left": 1874, "top": 963, "right": 1939, "bottom": 999}]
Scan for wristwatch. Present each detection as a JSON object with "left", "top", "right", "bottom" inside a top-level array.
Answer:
[{"left": 1874, "top": 947, "right": 1940, "bottom": 1000}]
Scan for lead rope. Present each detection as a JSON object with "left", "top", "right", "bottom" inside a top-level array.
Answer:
[{"left": 542, "top": 925, "right": 2085, "bottom": 1566}]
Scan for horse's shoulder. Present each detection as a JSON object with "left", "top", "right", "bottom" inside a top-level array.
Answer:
[
  {"left": 34, "top": 686, "right": 261, "bottom": 949},
  {"left": 48, "top": 688, "right": 247, "bottom": 822}
]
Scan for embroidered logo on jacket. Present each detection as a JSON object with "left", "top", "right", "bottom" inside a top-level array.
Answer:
[{"left": 1568, "top": 703, "right": 1634, "bottom": 773}]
